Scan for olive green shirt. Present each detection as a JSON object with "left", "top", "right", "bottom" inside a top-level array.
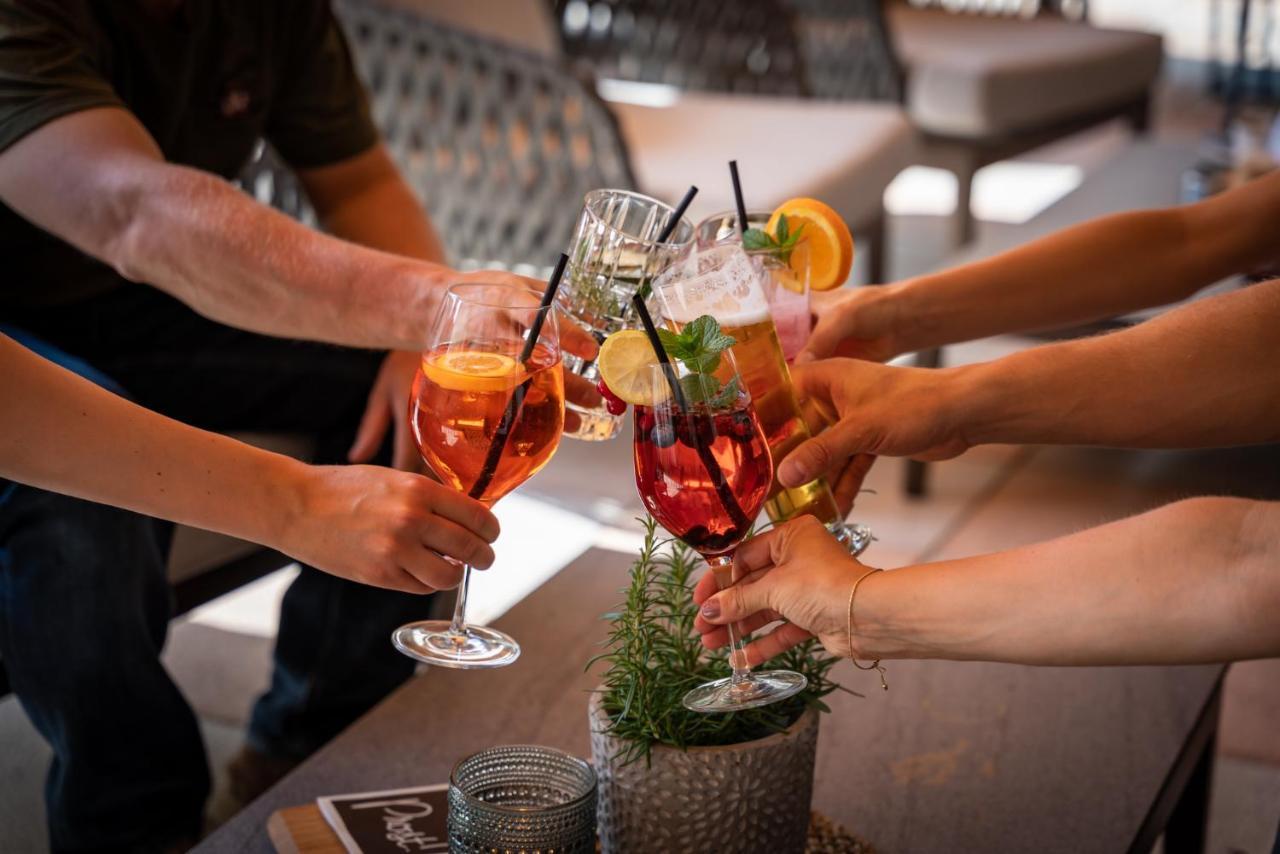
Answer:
[{"left": 0, "top": 0, "right": 378, "bottom": 313}]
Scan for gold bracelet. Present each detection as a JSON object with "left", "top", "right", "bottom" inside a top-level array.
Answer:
[{"left": 846, "top": 567, "right": 888, "bottom": 691}]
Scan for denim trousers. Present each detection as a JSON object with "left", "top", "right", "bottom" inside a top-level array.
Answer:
[{"left": 1, "top": 287, "right": 427, "bottom": 852}]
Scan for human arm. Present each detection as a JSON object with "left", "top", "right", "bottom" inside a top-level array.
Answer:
[
  {"left": 0, "top": 333, "right": 501, "bottom": 593},
  {"left": 801, "top": 169, "right": 1280, "bottom": 362},
  {"left": 695, "top": 499, "right": 1280, "bottom": 667},
  {"left": 780, "top": 277, "right": 1280, "bottom": 490}
]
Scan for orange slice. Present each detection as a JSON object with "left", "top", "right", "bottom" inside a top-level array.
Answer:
[
  {"left": 421, "top": 350, "right": 520, "bottom": 392},
  {"left": 767, "top": 198, "right": 855, "bottom": 291},
  {"left": 596, "top": 330, "right": 669, "bottom": 407}
]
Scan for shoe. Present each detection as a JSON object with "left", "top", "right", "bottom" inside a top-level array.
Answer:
[{"left": 205, "top": 745, "right": 299, "bottom": 831}]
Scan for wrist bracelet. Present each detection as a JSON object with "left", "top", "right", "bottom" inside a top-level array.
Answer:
[{"left": 847, "top": 567, "right": 888, "bottom": 691}]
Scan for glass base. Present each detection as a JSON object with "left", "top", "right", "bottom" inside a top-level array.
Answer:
[
  {"left": 682, "top": 670, "right": 808, "bottom": 714},
  {"left": 391, "top": 621, "right": 521, "bottom": 670},
  {"left": 830, "top": 521, "right": 873, "bottom": 557}
]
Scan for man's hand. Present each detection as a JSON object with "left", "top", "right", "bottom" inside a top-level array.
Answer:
[
  {"left": 798, "top": 284, "right": 907, "bottom": 364},
  {"left": 781, "top": 359, "right": 973, "bottom": 491},
  {"left": 693, "top": 516, "right": 871, "bottom": 665},
  {"left": 349, "top": 350, "right": 423, "bottom": 470},
  {"left": 280, "top": 463, "right": 500, "bottom": 594}
]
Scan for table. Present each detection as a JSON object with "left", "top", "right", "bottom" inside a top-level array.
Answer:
[{"left": 196, "top": 547, "right": 1224, "bottom": 854}]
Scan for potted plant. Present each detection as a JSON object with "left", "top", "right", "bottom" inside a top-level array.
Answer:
[{"left": 588, "top": 517, "right": 848, "bottom": 854}]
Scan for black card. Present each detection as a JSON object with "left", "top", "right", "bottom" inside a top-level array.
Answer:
[{"left": 318, "top": 784, "right": 450, "bottom": 854}]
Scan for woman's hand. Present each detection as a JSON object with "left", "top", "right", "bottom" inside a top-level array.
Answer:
[
  {"left": 780, "top": 359, "right": 975, "bottom": 492},
  {"left": 693, "top": 516, "right": 875, "bottom": 665},
  {"left": 278, "top": 462, "right": 500, "bottom": 594},
  {"left": 798, "top": 284, "right": 909, "bottom": 364}
]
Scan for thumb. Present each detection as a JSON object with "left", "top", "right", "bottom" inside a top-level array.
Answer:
[
  {"left": 348, "top": 394, "right": 390, "bottom": 463},
  {"left": 778, "top": 420, "right": 868, "bottom": 488},
  {"left": 700, "top": 574, "right": 776, "bottom": 626},
  {"left": 797, "top": 313, "right": 845, "bottom": 364}
]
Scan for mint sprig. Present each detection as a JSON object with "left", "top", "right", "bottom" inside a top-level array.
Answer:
[
  {"left": 742, "top": 213, "right": 805, "bottom": 264},
  {"left": 657, "top": 315, "right": 739, "bottom": 406}
]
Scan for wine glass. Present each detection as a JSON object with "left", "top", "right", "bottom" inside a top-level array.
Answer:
[
  {"left": 631, "top": 354, "right": 808, "bottom": 713},
  {"left": 392, "top": 283, "right": 564, "bottom": 669}
]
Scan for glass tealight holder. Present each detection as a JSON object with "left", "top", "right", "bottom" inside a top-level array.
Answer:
[{"left": 447, "top": 745, "right": 598, "bottom": 853}]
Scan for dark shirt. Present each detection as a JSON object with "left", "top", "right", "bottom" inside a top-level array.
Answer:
[{"left": 0, "top": 0, "right": 378, "bottom": 314}]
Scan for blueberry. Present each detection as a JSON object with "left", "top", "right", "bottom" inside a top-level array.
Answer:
[{"left": 651, "top": 423, "right": 677, "bottom": 448}]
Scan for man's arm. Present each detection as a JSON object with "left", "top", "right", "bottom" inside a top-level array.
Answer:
[
  {"left": 0, "top": 107, "right": 458, "bottom": 350},
  {"left": 696, "top": 498, "right": 1280, "bottom": 667},
  {"left": 781, "top": 277, "right": 1280, "bottom": 489},
  {"left": 802, "top": 170, "right": 1280, "bottom": 361}
]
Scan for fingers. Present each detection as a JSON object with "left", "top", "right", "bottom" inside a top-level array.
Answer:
[
  {"left": 392, "top": 415, "right": 421, "bottom": 472},
  {"left": 737, "top": 623, "right": 815, "bottom": 667},
  {"left": 348, "top": 390, "right": 390, "bottom": 463},
  {"left": 698, "top": 569, "right": 776, "bottom": 626},
  {"left": 418, "top": 515, "right": 497, "bottom": 570},
  {"left": 696, "top": 609, "right": 783, "bottom": 645},
  {"left": 831, "top": 453, "right": 876, "bottom": 516},
  {"left": 396, "top": 544, "right": 466, "bottom": 591},
  {"left": 559, "top": 313, "right": 600, "bottom": 362},
  {"left": 797, "top": 311, "right": 846, "bottom": 364},
  {"left": 564, "top": 372, "right": 602, "bottom": 411},
  {"left": 732, "top": 527, "right": 784, "bottom": 577},
  {"left": 420, "top": 478, "right": 501, "bottom": 543},
  {"left": 778, "top": 419, "right": 869, "bottom": 489},
  {"left": 692, "top": 568, "right": 720, "bottom": 606}
]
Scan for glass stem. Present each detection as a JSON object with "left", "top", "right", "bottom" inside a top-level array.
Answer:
[
  {"left": 448, "top": 565, "right": 472, "bottom": 638},
  {"left": 707, "top": 554, "right": 753, "bottom": 685}
]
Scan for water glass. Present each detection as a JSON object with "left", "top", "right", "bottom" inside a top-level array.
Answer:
[
  {"left": 448, "top": 745, "right": 598, "bottom": 853},
  {"left": 558, "top": 189, "right": 694, "bottom": 441}
]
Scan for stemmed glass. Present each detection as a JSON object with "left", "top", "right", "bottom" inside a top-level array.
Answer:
[
  {"left": 557, "top": 189, "right": 695, "bottom": 441},
  {"left": 392, "top": 283, "right": 564, "bottom": 669},
  {"left": 631, "top": 355, "right": 808, "bottom": 713},
  {"left": 656, "top": 240, "right": 873, "bottom": 557}
]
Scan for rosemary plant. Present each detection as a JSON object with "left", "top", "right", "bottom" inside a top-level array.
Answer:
[{"left": 590, "top": 516, "right": 848, "bottom": 766}]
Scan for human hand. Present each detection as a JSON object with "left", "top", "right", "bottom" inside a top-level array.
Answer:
[
  {"left": 279, "top": 462, "right": 500, "bottom": 594},
  {"left": 798, "top": 283, "right": 907, "bottom": 364},
  {"left": 349, "top": 350, "right": 425, "bottom": 470},
  {"left": 780, "top": 359, "right": 973, "bottom": 492},
  {"left": 693, "top": 516, "right": 874, "bottom": 664}
]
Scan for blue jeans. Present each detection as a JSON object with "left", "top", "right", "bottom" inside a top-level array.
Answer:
[{"left": 1, "top": 290, "right": 427, "bottom": 852}]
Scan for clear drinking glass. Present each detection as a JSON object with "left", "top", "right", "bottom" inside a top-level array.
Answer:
[
  {"left": 654, "top": 243, "right": 873, "bottom": 556},
  {"left": 697, "top": 210, "right": 812, "bottom": 361},
  {"left": 392, "top": 283, "right": 564, "bottom": 669},
  {"left": 557, "top": 189, "right": 695, "bottom": 441},
  {"left": 448, "top": 745, "right": 598, "bottom": 853},
  {"left": 631, "top": 357, "right": 808, "bottom": 713}
]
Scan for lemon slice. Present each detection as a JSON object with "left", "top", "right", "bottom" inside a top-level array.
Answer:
[
  {"left": 597, "top": 330, "right": 670, "bottom": 407},
  {"left": 422, "top": 350, "right": 520, "bottom": 392},
  {"left": 767, "top": 198, "right": 855, "bottom": 291}
]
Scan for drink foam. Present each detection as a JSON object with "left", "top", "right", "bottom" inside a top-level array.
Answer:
[{"left": 654, "top": 245, "right": 771, "bottom": 326}]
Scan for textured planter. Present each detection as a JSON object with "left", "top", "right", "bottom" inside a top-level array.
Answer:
[{"left": 588, "top": 691, "right": 819, "bottom": 854}]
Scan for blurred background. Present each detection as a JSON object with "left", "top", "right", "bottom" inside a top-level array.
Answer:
[{"left": 3, "top": 1, "right": 1278, "bottom": 851}]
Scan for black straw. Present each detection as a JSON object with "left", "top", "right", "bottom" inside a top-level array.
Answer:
[
  {"left": 729, "top": 160, "right": 749, "bottom": 235},
  {"left": 657, "top": 185, "right": 698, "bottom": 246},
  {"left": 469, "top": 254, "right": 569, "bottom": 500},
  {"left": 630, "top": 294, "right": 688, "bottom": 412}
]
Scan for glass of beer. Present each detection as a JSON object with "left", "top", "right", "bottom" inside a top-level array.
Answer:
[
  {"left": 653, "top": 244, "right": 872, "bottom": 555},
  {"left": 393, "top": 283, "right": 564, "bottom": 669},
  {"left": 557, "top": 189, "right": 695, "bottom": 441}
]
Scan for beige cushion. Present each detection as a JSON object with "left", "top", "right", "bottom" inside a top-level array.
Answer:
[
  {"left": 166, "top": 433, "right": 314, "bottom": 585},
  {"left": 395, "top": 0, "right": 560, "bottom": 56},
  {"left": 889, "top": 5, "right": 1163, "bottom": 138},
  {"left": 610, "top": 93, "right": 915, "bottom": 233}
]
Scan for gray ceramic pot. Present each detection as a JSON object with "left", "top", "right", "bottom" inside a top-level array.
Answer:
[{"left": 588, "top": 691, "right": 819, "bottom": 854}]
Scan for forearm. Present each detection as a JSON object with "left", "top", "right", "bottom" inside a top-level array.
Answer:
[
  {"left": 0, "top": 336, "right": 304, "bottom": 547},
  {"left": 890, "top": 173, "right": 1280, "bottom": 352},
  {"left": 113, "top": 163, "right": 445, "bottom": 349},
  {"left": 955, "top": 277, "right": 1280, "bottom": 448},
  {"left": 858, "top": 497, "right": 1280, "bottom": 665}
]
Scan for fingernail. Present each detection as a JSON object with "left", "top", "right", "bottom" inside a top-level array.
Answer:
[
  {"left": 779, "top": 462, "right": 804, "bottom": 487},
  {"left": 700, "top": 600, "right": 720, "bottom": 620}
]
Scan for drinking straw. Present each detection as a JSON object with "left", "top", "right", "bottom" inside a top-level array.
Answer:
[
  {"left": 469, "top": 254, "right": 569, "bottom": 500},
  {"left": 630, "top": 294, "right": 752, "bottom": 533},
  {"left": 634, "top": 185, "right": 697, "bottom": 302},
  {"left": 729, "top": 160, "right": 749, "bottom": 235}
]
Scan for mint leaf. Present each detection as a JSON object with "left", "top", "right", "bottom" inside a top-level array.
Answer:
[
  {"left": 679, "top": 373, "right": 722, "bottom": 405},
  {"left": 776, "top": 213, "right": 789, "bottom": 242},
  {"left": 742, "top": 228, "right": 774, "bottom": 251},
  {"left": 656, "top": 328, "right": 684, "bottom": 358},
  {"left": 711, "top": 375, "right": 741, "bottom": 408}
]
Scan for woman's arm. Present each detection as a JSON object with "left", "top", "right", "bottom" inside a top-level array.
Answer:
[
  {"left": 0, "top": 334, "right": 500, "bottom": 593},
  {"left": 802, "top": 169, "right": 1280, "bottom": 362},
  {"left": 696, "top": 498, "right": 1280, "bottom": 667}
]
